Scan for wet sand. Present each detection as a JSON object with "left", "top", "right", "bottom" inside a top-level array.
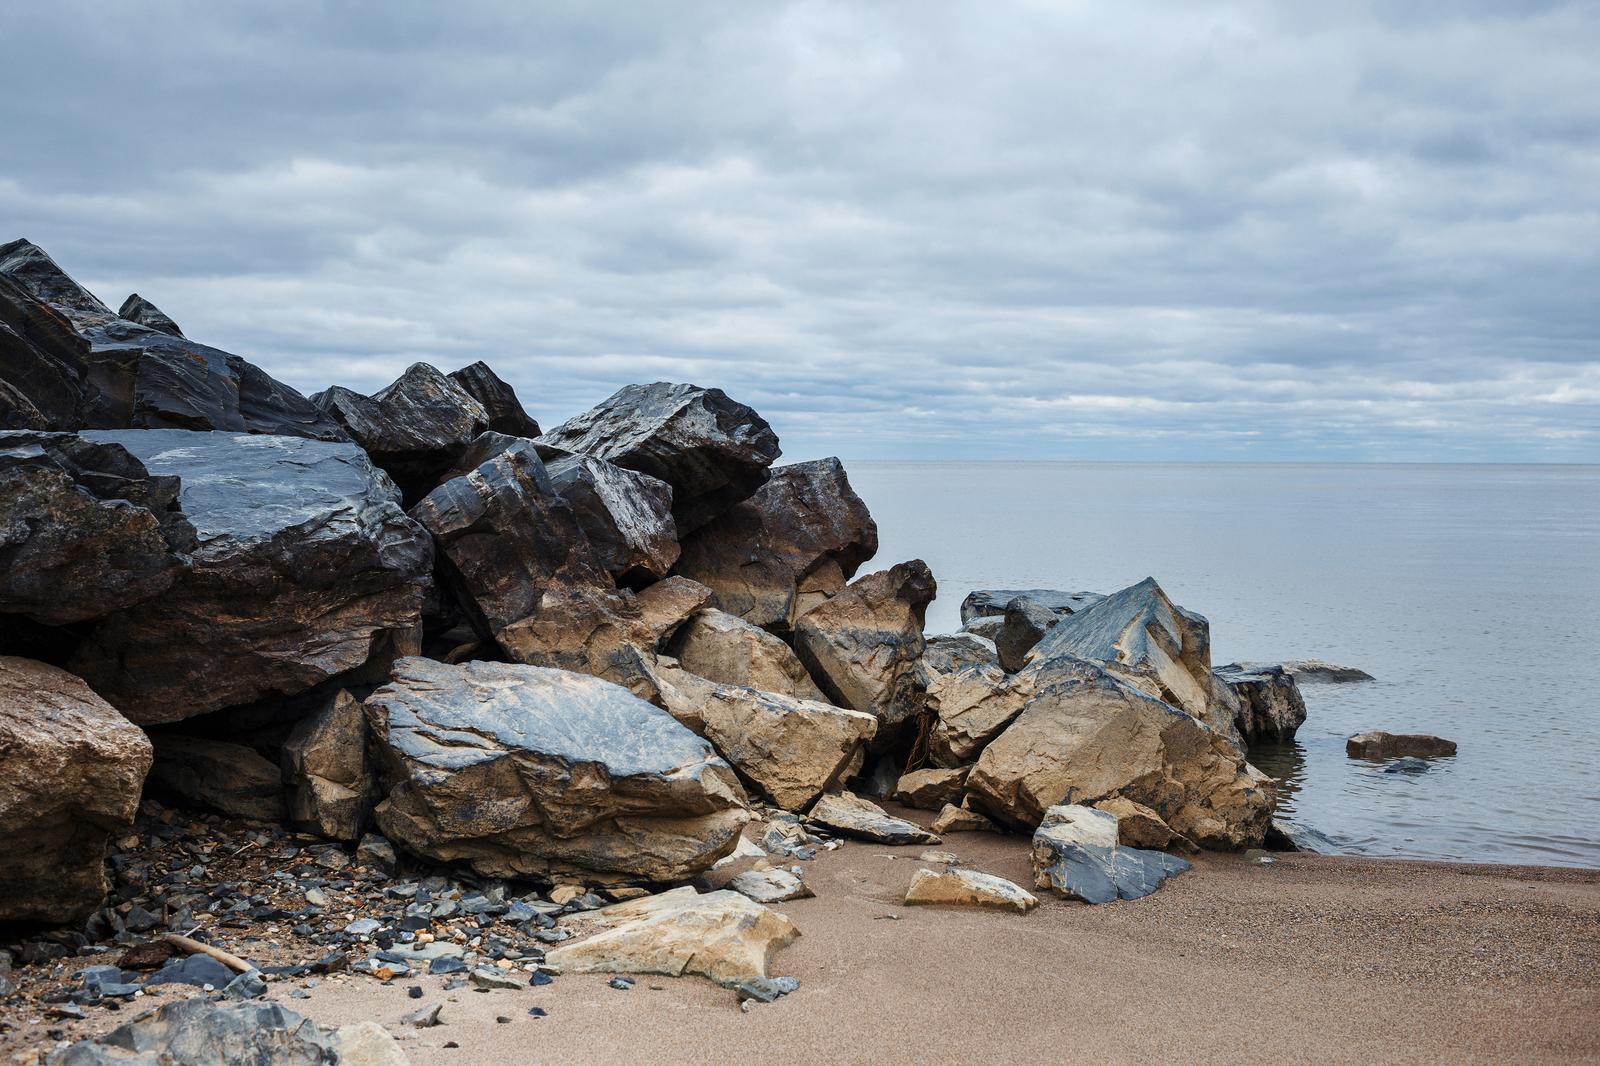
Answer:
[{"left": 287, "top": 805, "right": 1600, "bottom": 1066}]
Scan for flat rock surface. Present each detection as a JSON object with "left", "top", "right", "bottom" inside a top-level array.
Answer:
[
  {"left": 137, "top": 805, "right": 1600, "bottom": 1066},
  {"left": 808, "top": 792, "right": 940, "bottom": 846},
  {"left": 960, "top": 589, "right": 1105, "bottom": 622},
  {"left": 904, "top": 867, "right": 1038, "bottom": 912}
]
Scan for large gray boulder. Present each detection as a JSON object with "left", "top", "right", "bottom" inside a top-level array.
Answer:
[
  {"left": 448, "top": 361, "right": 541, "bottom": 438},
  {"left": 312, "top": 363, "right": 489, "bottom": 506},
  {"left": 673, "top": 457, "right": 878, "bottom": 634},
  {"left": 794, "top": 560, "right": 936, "bottom": 750},
  {"left": 1214, "top": 662, "right": 1308, "bottom": 743},
  {"left": 0, "top": 239, "right": 348, "bottom": 440},
  {"left": 995, "top": 595, "right": 1059, "bottom": 674},
  {"left": 281, "top": 690, "right": 381, "bottom": 842},
  {"left": 1030, "top": 804, "right": 1191, "bottom": 904},
  {"left": 537, "top": 382, "right": 780, "bottom": 535},
  {"left": 960, "top": 589, "right": 1104, "bottom": 623},
  {"left": 1025, "top": 577, "right": 1245, "bottom": 747},
  {"left": 148, "top": 735, "right": 288, "bottom": 823},
  {"left": 365, "top": 657, "right": 751, "bottom": 882},
  {"left": 665, "top": 608, "right": 828, "bottom": 702},
  {"left": 66, "top": 431, "right": 433, "bottom": 725},
  {"left": 965, "top": 656, "right": 1274, "bottom": 850},
  {"left": 542, "top": 451, "right": 679, "bottom": 587},
  {"left": 0, "top": 657, "right": 152, "bottom": 923},
  {"left": 0, "top": 431, "right": 195, "bottom": 625}
]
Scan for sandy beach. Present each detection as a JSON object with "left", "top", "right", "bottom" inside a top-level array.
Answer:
[{"left": 11, "top": 802, "right": 1594, "bottom": 1066}]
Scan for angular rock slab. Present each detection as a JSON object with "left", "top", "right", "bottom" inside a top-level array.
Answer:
[
  {"left": 673, "top": 457, "right": 877, "bottom": 633},
  {"left": 1, "top": 239, "right": 348, "bottom": 440},
  {"left": 68, "top": 431, "right": 432, "bottom": 724},
  {"left": 548, "top": 886, "right": 799, "bottom": 989},
  {"left": 543, "top": 451, "right": 679, "bottom": 587},
  {"left": 0, "top": 657, "right": 152, "bottom": 923},
  {"left": 665, "top": 608, "right": 828, "bottom": 702},
  {"left": 892, "top": 766, "right": 970, "bottom": 811},
  {"left": 931, "top": 803, "right": 1000, "bottom": 835},
  {"left": 960, "top": 589, "right": 1104, "bottom": 623},
  {"left": 282, "top": 690, "right": 381, "bottom": 842},
  {"left": 1228, "top": 658, "right": 1374, "bottom": 684},
  {"left": 1214, "top": 662, "right": 1307, "bottom": 743},
  {"left": 366, "top": 658, "right": 750, "bottom": 882},
  {"left": 312, "top": 362, "right": 489, "bottom": 505},
  {"left": 807, "top": 792, "right": 940, "bottom": 846},
  {"left": 905, "top": 868, "right": 1038, "bottom": 913},
  {"left": 116, "top": 293, "right": 183, "bottom": 337},
  {"left": 537, "top": 381, "right": 781, "bottom": 536},
  {"left": 794, "top": 560, "right": 936, "bottom": 749},
  {"left": 448, "top": 361, "right": 541, "bottom": 439},
  {"left": 0, "top": 430, "right": 194, "bottom": 625},
  {"left": 1031, "top": 805, "right": 1191, "bottom": 904},
  {"left": 1092, "top": 796, "right": 1179, "bottom": 850},
  {"left": 1026, "top": 577, "right": 1245, "bottom": 747},
  {"left": 966, "top": 656, "right": 1273, "bottom": 850},
  {"left": 726, "top": 868, "right": 815, "bottom": 904},
  {"left": 926, "top": 663, "right": 1034, "bottom": 769},
  {"left": 919, "top": 633, "right": 999, "bottom": 682},
  {"left": 148, "top": 734, "right": 288, "bottom": 823},
  {"left": 996, "top": 596, "right": 1059, "bottom": 674}
]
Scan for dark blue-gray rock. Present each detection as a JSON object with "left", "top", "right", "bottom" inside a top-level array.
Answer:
[
  {"left": 1229, "top": 659, "right": 1375, "bottom": 684},
  {"left": 966, "top": 656, "right": 1274, "bottom": 849},
  {"left": 407, "top": 985, "right": 423, "bottom": 998},
  {"left": 282, "top": 691, "right": 380, "bottom": 843},
  {"left": 366, "top": 657, "right": 750, "bottom": 882},
  {"left": 0, "top": 431, "right": 195, "bottom": 625},
  {"left": 0, "top": 375, "right": 47, "bottom": 430},
  {"left": 355, "top": 834, "right": 397, "bottom": 876},
  {"left": 673, "top": 458, "right": 877, "bottom": 634},
  {"left": 0, "top": 658, "right": 152, "bottom": 924},
  {"left": 1384, "top": 757, "right": 1430, "bottom": 774},
  {"left": 1024, "top": 577, "right": 1245, "bottom": 747},
  {"left": 959, "top": 589, "right": 1105, "bottom": 624},
  {"left": 538, "top": 382, "right": 780, "bottom": 536},
  {"left": 116, "top": 295, "right": 183, "bottom": 338},
  {"left": 608, "top": 977, "right": 634, "bottom": 990},
  {"left": 447, "top": 362, "right": 541, "bottom": 439},
  {"left": 794, "top": 560, "right": 936, "bottom": 751},
  {"left": 65, "top": 431, "right": 433, "bottom": 725},
  {"left": 1031, "top": 804, "right": 1190, "bottom": 904},
  {"left": 123, "top": 905, "right": 160, "bottom": 933},
  {"left": 527, "top": 970, "right": 553, "bottom": 986},
  {"left": 144, "top": 954, "right": 238, "bottom": 990},
  {"left": 427, "top": 957, "right": 467, "bottom": 975},
  {"left": 542, "top": 451, "right": 679, "bottom": 588},
  {"left": 221, "top": 969, "right": 267, "bottom": 1000},
  {"left": 311, "top": 363, "right": 489, "bottom": 507},
  {"left": 0, "top": 274, "right": 98, "bottom": 431},
  {"left": 1267, "top": 818, "right": 1342, "bottom": 855},
  {"left": 807, "top": 792, "right": 940, "bottom": 846},
  {"left": 735, "top": 976, "right": 780, "bottom": 1002},
  {"left": 148, "top": 735, "right": 287, "bottom": 822},
  {"left": 995, "top": 595, "right": 1059, "bottom": 674},
  {"left": 527, "top": 1006, "right": 548, "bottom": 1016},
  {"left": 918, "top": 633, "right": 999, "bottom": 682},
  {"left": 0, "top": 239, "right": 348, "bottom": 441},
  {"left": 1214, "top": 663, "right": 1308, "bottom": 743}
]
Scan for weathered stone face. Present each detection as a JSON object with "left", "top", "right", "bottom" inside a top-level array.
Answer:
[
  {"left": 807, "top": 791, "right": 941, "bottom": 846},
  {"left": 313, "top": 363, "right": 490, "bottom": 506},
  {"left": 0, "top": 656, "right": 152, "bottom": 923},
  {"left": 1030, "top": 804, "right": 1192, "bottom": 904},
  {"left": 673, "top": 458, "right": 878, "bottom": 633},
  {"left": 925, "top": 663, "right": 1035, "bottom": 769},
  {"left": 536, "top": 381, "right": 780, "bottom": 536},
  {"left": 1024, "top": 577, "right": 1244, "bottom": 747},
  {"left": 282, "top": 690, "right": 381, "bottom": 842},
  {"left": 966, "top": 655, "right": 1274, "bottom": 850},
  {"left": 904, "top": 868, "right": 1038, "bottom": 913},
  {"left": 0, "top": 431, "right": 193, "bottom": 625},
  {"left": 67, "top": 431, "right": 433, "bottom": 724},
  {"left": 666, "top": 608, "right": 828, "bottom": 702},
  {"left": 365, "top": 658, "right": 750, "bottom": 882},
  {"left": 542, "top": 452, "right": 679, "bottom": 587},
  {"left": 892, "top": 766, "right": 971, "bottom": 811},
  {"left": 1215, "top": 662, "right": 1308, "bottom": 743},
  {"left": 793, "top": 559, "right": 936, "bottom": 749},
  {"left": 448, "top": 361, "right": 541, "bottom": 439}
]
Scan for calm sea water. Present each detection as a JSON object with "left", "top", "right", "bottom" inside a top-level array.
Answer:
[{"left": 842, "top": 461, "right": 1600, "bottom": 869}]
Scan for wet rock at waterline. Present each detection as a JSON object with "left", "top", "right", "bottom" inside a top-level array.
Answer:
[
  {"left": 1214, "top": 662, "right": 1307, "bottom": 743},
  {"left": 1267, "top": 819, "right": 1343, "bottom": 854},
  {"left": 673, "top": 457, "right": 878, "bottom": 634},
  {"left": 960, "top": 589, "right": 1105, "bottom": 623},
  {"left": 1031, "top": 804, "right": 1192, "bottom": 904},
  {"left": 537, "top": 381, "right": 781, "bottom": 536},
  {"left": 1347, "top": 731, "right": 1457, "bottom": 758},
  {"left": 0, "top": 656, "right": 151, "bottom": 923},
  {"left": 364, "top": 657, "right": 750, "bottom": 882},
  {"left": 1024, "top": 577, "right": 1245, "bottom": 747},
  {"left": 66, "top": 431, "right": 432, "bottom": 724}
]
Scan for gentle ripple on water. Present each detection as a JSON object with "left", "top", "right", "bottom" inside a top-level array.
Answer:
[{"left": 837, "top": 460, "right": 1600, "bottom": 868}]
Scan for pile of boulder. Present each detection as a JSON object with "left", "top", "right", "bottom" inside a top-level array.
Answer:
[{"left": 3, "top": 239, "right": 1312, "bottom": 963}]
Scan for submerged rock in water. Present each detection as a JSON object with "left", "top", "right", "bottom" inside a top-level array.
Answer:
[
  {"left": 1230, "top": 658, "right": 1375, "bottom": 684},
  {"left": 1347, "top": 731, "right": 1457, "bottom": 758},
  {"left": 366, "top": 657, "right": 750, "bottom": 882},
  {"left": 1383, "top": 757, "right": 1431, "bottom": 774},
  {"left": 0, "top": 657, "right": 151, "bottom": 923}
]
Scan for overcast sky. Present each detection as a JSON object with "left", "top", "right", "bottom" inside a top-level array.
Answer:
[{"left": 3, "top": 1, "right": 1596, "bottom": 461}]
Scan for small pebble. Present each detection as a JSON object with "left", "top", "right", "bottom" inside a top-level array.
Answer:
[
  {"left": 407, "top": 986, "right": 423, "bottom": 999},
  {"left": 495, "top": 1016, "right": 511, "bottom": 1024},
  {"left": 527, "top": 1007, "right": 548, "bottom": 1017},
  {"left": 608, "top": 977, "right": 634, "bottom": 990}
]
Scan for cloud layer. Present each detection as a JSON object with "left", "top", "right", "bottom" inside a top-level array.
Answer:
[{"left": 4, "top": 0, "right": 1596, "bottom": 459}]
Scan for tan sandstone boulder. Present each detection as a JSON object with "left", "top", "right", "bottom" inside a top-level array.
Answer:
[
  {"left": 904, "top": 868, "right": 1038, "bottom": 913},
  {"left": 282, "top": 690, "right": 382, "bottom": 843},
  {"left": 794, "top": 559, "right": 937, "bottom": 749},
  {"left": 665, "top": 608, "right": 828, "bottom": 702},
  {"left": 892, "top": 766, "right": 970, "bottom": 811},
  {"left": 966, "top": 656, "right": 1273, "bottom": 850},
  {"left": 0, "top": 657, "right": 152, "bottom": 923},
  {"left": 925, "top": 663, "right": 1035, "bottom": 768},
  {"left": 548, "top": 886, "right": 800, "bottom": 988},
  {"left": 1092, "top": 795, "right": 1179, "bottom": 850},
  {"left": 931, "top": 803, "right": 1000, "bottom": 835}
]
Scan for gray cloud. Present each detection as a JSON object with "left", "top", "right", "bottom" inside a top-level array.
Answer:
[{"left": 2, "top": 0, "right": 1595, "bottom": 459}]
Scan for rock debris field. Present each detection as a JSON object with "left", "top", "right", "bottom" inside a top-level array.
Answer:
[{"left": 1, "top": 239, "right": 1593, "bottom": 1065}]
